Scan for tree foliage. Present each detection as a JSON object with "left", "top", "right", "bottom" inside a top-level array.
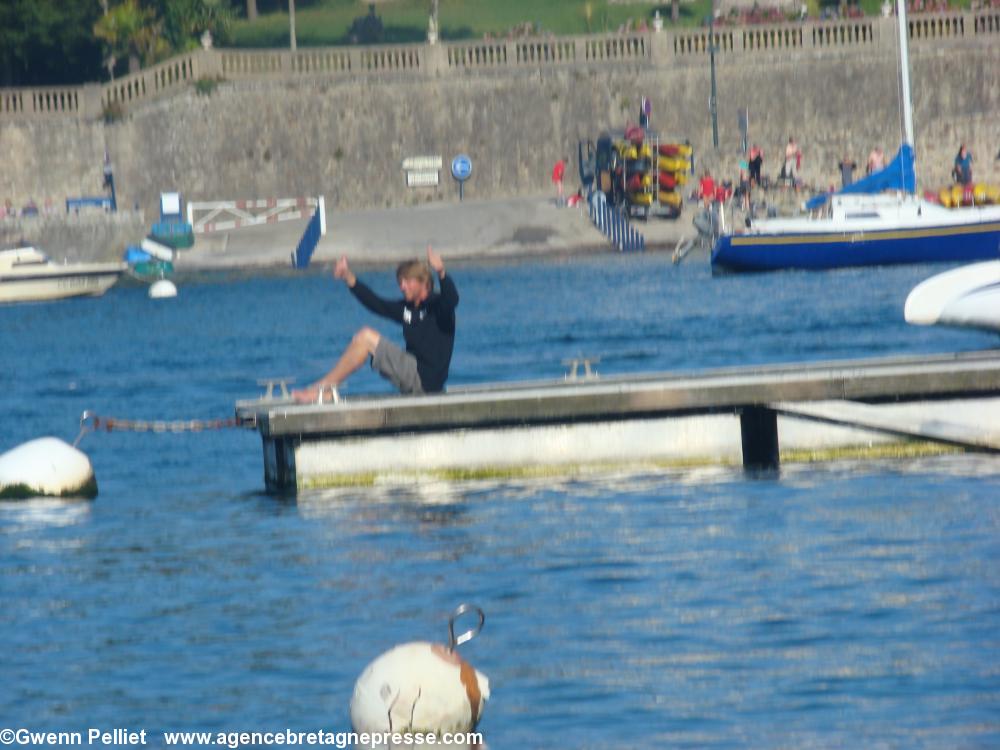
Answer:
[
  {"left": 93, "top": 0, "right": 161, "bottom": 77},
  {"left": 153, "top": 0, "right": 236, "bottom": 52},
  {"left": 0, "top": 0, "right": 237, "bottom": 86},
  {"left": 0, "top": 0, "right": 105, "bottom": 86}
]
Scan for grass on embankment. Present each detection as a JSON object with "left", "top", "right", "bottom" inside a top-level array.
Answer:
[
  {"left": 230, "top": 0, "right": 976, "bottom": 49},
  {"left": 231, "top": 0, "right": 717, "bottom": 48}
]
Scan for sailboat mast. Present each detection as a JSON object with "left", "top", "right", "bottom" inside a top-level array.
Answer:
[{"left": 897, "top": 0, "right": 915, "bottom": 147}]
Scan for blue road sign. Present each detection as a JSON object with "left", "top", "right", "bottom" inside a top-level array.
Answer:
[{"left": 451, "top": 154, "right": 472, "bottom": 182}]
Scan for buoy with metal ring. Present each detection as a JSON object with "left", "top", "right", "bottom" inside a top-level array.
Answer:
[
  {"left": 0, "top": 437, "right": 97, "bottom": 499},
  {"left": 350, "top": 605, "right": 489, "bottom": 749}
]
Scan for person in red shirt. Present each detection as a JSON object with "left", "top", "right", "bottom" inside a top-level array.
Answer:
[
  {"left": 552, "top": 158, "right": 567, "bottom": 204},
  {"left": 699, "top": 170, "right": 716, "bottom": 207}
]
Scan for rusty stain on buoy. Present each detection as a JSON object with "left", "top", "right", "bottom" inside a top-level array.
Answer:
[{"left": 350, "top": 605, "right": 489, "bottom": 747}]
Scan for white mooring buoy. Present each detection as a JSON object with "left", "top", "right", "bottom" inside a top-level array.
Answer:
[
  {"left": 149, "top": 279, "right": 178, "bottom": 299},
  {"left": 350, "top": 605, "right": 489, "bottom": 749},
  {"left": 0, "top": 437, "right": 97, "bottom": 499}
]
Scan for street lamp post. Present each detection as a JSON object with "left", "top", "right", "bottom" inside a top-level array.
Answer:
[{"left": 709, "top": 6, "right": 719, "bottom": 149}]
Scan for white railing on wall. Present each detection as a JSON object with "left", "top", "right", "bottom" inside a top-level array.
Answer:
[{"left": 2, "top": 12, "right": 996, "bottom": 121}]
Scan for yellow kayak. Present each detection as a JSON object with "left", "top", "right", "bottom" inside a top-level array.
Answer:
[
  {"left": 617, "top": 143, "right": 638, "bottom": 160},
  {"left": 657, "top": 156, "right": 691, "bottom": 173},
  {"left": 658, "top": 143, "right": 694, "bottom": 158},
  {"left": 658, "top": 190, "right": 682, "bottom": 208},
  {"left": 628, "top": 191, "right": 654, "bottom": 206}
]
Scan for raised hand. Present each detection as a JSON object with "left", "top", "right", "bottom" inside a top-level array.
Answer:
[
  {"left": 334, "top": 255, "right": 350, "bottom": 280},
  {"left": 427, "top": 245, "right": 445, "bottom": 276}
]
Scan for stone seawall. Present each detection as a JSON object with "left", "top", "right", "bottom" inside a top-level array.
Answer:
[
  {"left": 1, "top": 18, "right": 998, "bottom": 217},
  {"left": 0, "top": 212, "right": 147, "bottom": 263}
]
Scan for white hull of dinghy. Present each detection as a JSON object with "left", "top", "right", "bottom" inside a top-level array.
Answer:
[{"left": 905, "top": 260, "right": 1000, "bottom": 333}]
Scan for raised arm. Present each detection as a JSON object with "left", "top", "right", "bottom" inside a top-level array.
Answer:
[
  {"left": 428, "top": 245, "right": 458, "bottom": 308},
  {"left": 427, "top": 245, "right": 445, "bottom": 279}
]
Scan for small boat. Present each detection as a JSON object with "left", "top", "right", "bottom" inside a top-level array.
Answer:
[
  {"left": 124, "top": 244, "right": 174, "bottom": 281},
  {"left": 710, "top": 0, "right": 1000, "bottom": 274},
  {"left": 904, "top": 260, "right": 1000, "bottom": 333},
  {"left": 0, "top": 247, "right": 125, "bottom": 304}
]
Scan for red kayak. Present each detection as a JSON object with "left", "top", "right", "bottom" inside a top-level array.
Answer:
[{"left": 658, "top": 171, "right": 677, "bottom": 190}]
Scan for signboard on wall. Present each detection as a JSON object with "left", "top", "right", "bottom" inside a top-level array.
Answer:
[
  {"left": 406, "top": 170, "right": 440, "bottom": 187},
  {"left": 402, "top": 156, "right": 443, "bottom": 171},
  {"left": 403, "top": 155, "right": 442, "bottom": 188}
]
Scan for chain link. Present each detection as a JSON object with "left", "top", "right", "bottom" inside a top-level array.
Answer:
[{"left": 75, "top": 410, "right": 247, "bottom": 447}]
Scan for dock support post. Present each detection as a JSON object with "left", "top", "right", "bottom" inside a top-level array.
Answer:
[
  {"left": 739, "top": 406, "right": 779, "bottom": 472},
  {"left": 262, "top": 436, "right": 297, "bottom": 493}
]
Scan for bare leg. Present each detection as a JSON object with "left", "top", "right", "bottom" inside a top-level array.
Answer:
[{"left": 293, "top": 327, "right": 380, "bottom": 403}]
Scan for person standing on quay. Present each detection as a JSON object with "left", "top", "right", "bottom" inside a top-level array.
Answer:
[
  {"left": 552, "top": 157, "right": 567, "bottom": 205},
  {"left": 784, "top": 136, "right": 802, "bottom": 187},
  {"left": 838, "top": 155, "right": 857, "bottom": 187},
  {"left": 953, "top": 144, "right": 973, "bottom": 186}
]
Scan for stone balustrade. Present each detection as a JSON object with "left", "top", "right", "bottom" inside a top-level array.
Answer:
[{"left": 2, "top": 12, "right": 995, "bottom": 122}]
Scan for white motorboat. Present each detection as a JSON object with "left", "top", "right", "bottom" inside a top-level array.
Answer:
[
  {"left": 904, "top": 260, "right": 1000, "bottom": 333},
  {"left": 0, "top": 246, "right": 126, "bottom": 304}
]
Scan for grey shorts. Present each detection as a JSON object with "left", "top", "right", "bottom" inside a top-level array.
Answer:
[{"left": 372, "top": 337, "right": 423, "bottom": 394}]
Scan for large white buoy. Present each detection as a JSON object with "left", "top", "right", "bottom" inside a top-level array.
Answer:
[
  {"left": 0, "top": 437, "right": 97, "bottom": 499},
  {"left": 149, "top": 279, "right": 178, "bottom": 299},
  {"left": 351, "top": 606, "right": 489, "bottom": 749}
]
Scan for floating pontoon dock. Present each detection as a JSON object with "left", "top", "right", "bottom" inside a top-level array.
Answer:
[{"left": 236, "top": 350, "right": 1000, "bottom": 490}]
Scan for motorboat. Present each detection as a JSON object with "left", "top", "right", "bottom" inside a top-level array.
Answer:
[
  {"left": 904, "top": 260, "right": 1000, "bottom": 333},
  {"left": 710, "top": 0, "right": 1000, "bottom": 274},
  {"left": 0, "top": 246, "right": 126, "bottom": 304}
]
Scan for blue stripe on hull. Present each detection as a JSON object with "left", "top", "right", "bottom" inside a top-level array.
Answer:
[{"left": 711, "top": 225, "right": 1000, "bottom": 272}]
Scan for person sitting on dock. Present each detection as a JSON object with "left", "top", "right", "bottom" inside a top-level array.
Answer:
[{"left": 292, "top": 246, "right": 458, "bottom": 403}]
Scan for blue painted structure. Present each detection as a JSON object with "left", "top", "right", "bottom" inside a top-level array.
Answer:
[
  {"left": 589, "top": 195, "right": 645, "bottom": 252},
  {"left": 292, "top": 204, "right": 323, "bottom": 269},
  {"left": 65, "top": 197, "right": 114, "bottom": 213}
]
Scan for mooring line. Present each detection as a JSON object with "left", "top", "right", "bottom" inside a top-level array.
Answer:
[{"left": 74, "top": 410, "right": 250, "bottom": 447}]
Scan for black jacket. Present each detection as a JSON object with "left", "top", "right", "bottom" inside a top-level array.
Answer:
[{"left": 350, "top": 274, "right": 459, "bottom": 392}]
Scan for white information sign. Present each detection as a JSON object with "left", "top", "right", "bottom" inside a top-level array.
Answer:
[
  {"left": 402, "top": 156, "right": 443, "bottom": 171},
  {"left": 406, "top": 170, "right": 440, "bottom": 187}
]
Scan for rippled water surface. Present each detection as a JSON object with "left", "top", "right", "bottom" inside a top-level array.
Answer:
[{"left": 2, "top": 256, "right": 999, "bottom": 747}]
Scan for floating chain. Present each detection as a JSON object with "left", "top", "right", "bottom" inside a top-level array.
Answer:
[{"left": 75, "top": 410, "right": 247, "bottom": 447}]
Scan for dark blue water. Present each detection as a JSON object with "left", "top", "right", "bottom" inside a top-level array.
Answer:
[{"left": 2, "top": 255, "right": 999, "bottom": 747}]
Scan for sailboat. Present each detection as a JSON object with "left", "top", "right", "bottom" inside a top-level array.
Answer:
[{"left": 710, "top": 0, "right": 1000, "bottom": 273}]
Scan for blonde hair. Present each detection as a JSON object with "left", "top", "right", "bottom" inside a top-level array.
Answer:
[{"left": 396, "top": 259, "right": 432, "bottom": 289}]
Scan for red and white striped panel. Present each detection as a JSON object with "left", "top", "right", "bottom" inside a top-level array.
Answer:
[{"left": 187, "top": 197, "right": 318, "bottom": 234}]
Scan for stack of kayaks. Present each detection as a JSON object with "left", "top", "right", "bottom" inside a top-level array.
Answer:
[
  {"left": 935, "top": 183, "right": 1000, "bottom": 208},
  {"left": 618, "top": 128, "right": 655, "bottom": 209},
  {"left": 616, "top": 132, "right": 694, "bottom": 216},
  {"left": 655, "top": 143, "right": 692, "bottom": 211}
]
